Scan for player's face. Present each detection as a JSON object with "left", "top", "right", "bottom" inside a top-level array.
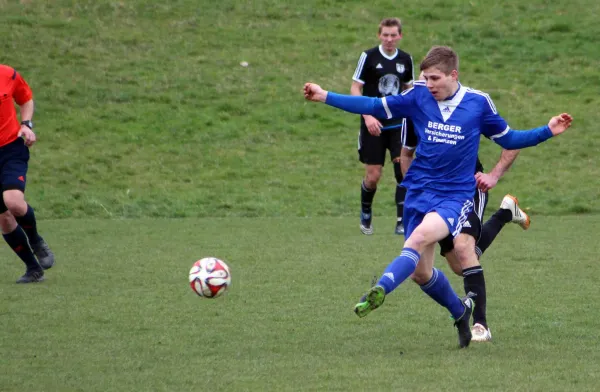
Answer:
[
  {"left": 378, "top": 26, "right": 402, "bottom": 52},
  {"left": 421, "top": 67, "right": 459, "bottom": 101}
]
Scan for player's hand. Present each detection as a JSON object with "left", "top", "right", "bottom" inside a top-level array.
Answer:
[
  {"left": 303, "top": 83, "right": 327, "bottom": 102},
  {"left": 18, "top": 125, "right": 36, "bottom": 147},
  {"left": 475, "top": 172, "right": 498, "bottom": 192},
  {"left": 363, "top": 115, "right": 382, "bottom": 136},
  {"left": 548, "top": 113, "right": 573, "bottom": 136}
]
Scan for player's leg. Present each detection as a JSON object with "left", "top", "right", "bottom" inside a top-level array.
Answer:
[
  {"left": 354, "top": 191, "right": 428, "bottom": 317},
  {"left": 2, "top": 141, "right": 55, "bottom": 269},
  {"left": 389, "top": 128, "right": 406, "bottom": 235},
  {"left": 360, "top": 165, "right": 381, "bottom": 235},
  {"left": 476, "top": 194, "right": 530, "bottom": 257},
  {"left": 453, "top": 232, "right": 491, "bottom": 341},
  {"left": 358, "top": 125, "right": 386, "bottom": 235},
  {"left": 439, "top": 234, "right": 462, "bottom": 276},
  {"left": 4, "top": 189, "right": 54, "bottom": 269},
  {"left": 0, "top": 204, "right": 44, "bottom": 283}
]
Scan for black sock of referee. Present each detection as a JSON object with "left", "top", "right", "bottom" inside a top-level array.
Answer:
[
  {"left": 475, "top": 208, "right": 513, "bottom": 258},
  {"left": 361, "top": 181, "right": 376, "bottom": 215},
  {"left": 15, "top": 204, "right": 42, "bottom": 245},
  {"left": 463, "top": 266, "right": 487, "bottom": 328},
  {"left": 3, "top": 226, "right": 41, "bottom": 271}
]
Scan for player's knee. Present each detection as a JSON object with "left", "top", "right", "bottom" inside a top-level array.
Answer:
[
  {"left": 0, "top": 211, "right": 17, "bottom": 233},
  {"left": 453, "top": 235, "right": 477, "bottom": 264},
  {"left": 404, "top": 232, "right": 426, "bottom": 251},
  {"left": 365, "top": 166, "right": 382, "bottom": 187},
  {"left": 365, "top": 173, "right": 381, "bottom": 187},
  {"left": 3, "top": 191, "right": 27, "bottom": 216}
]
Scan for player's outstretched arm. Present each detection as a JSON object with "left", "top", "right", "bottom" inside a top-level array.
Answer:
[
  {"left": 303, "top": 82, "right": 388, "bottom": 118},
  {"left": 492, "top": 113, "right": 573, "bottom": 150},
  {"left": 548, "top": 113, "right": 573, "bottom": 136}
]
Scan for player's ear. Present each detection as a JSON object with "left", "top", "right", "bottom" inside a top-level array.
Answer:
[{"left": 450, "top": 69, "right": 459, "bottom": 80}]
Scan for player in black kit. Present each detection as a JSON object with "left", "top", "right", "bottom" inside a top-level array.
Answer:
[{"left": 350, "top": 17, "right": 414, "bottom": 236}]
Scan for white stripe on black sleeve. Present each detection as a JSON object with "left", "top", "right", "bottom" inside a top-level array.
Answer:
[{"left": 352, "top": 52, "right": 367, "bottom": 83}]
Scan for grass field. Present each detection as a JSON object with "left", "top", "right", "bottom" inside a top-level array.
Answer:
[
  {"left": 0, "top": 0, "right": 599, "bottom": 218},
  {"left": 2, "top": 216, "right": 600, "bottom": 391},
  {"left": 1, "top": 0, "right": 600, "bottom": 391}
]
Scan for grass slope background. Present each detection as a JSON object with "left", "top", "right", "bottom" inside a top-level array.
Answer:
[
  {"left": 0, "top": 0, "right": 598, "bottom": 219},
  {"left": 1, "top": 1, "right": 600, "bottom": 391}
]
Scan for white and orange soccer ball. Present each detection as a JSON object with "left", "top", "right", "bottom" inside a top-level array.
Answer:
[{"left": 189, "top": 257, "right": 231, "bottom": 298}]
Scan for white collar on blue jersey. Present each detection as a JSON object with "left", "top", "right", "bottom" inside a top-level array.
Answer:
[{"left": 438, "top": 83, "right": 467, "bottom": 122}]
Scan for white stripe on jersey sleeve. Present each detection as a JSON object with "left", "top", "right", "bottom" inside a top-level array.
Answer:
[
  {"left": 381, "top": 97, "right": 392, "bottom": 119},
  {"left": 469, "top": 89, "right": 498, "bottom": 114},
  {"left": 352, "top": 52, "right": 367, "bottom": 83},
  {"left": 489, "top": 126, "right": 510, "bottom": 140}
]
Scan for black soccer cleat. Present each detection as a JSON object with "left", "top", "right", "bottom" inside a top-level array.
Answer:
[
  {"left": 454, "top": 296, "right": 474, "bottom": 348},
  {"left": 31, "top": 239, "right": 55, "bottom": 270},
  {"left": 16, "top": 269, "right": 45, "bottom": 284}
]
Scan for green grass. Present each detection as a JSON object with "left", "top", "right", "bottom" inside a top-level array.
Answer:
[
  {"left": 1, "top": 1, "right": 599, "bottom": 390},
  {"left": 0, "top": 0, "right": 599, "bottom": 218},
  {"left": 2, "top": 216, "right": 600, "bottom": 391}
]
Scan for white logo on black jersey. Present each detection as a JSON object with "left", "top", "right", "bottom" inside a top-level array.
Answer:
[
  {"left": 376, "top": 63, "right": 383, "bottom": 69},
  {"left": 378, "top": 74, "right": 400, "bottom": 96},
  {"left": 396, "top": 63, "right": 405, "bottom": 73},
  {"left": 463, "top": 221, "right": 471, "bottom": 228}
]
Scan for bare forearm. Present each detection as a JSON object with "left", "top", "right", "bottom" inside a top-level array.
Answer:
[
  {"left": 489, "top": 149, "right": 520, "bottom": 179},
  {"left": 19, "top": 99, "right": 34, "bottom": 121}
]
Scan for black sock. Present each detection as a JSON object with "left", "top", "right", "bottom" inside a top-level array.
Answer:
[
  {"left": 361, "top": 181, "right": 376, "bottom": 214},
  {"left": 475, "top": 208, "right": 512, "bottom": 257},
  {"left": 3, "top": 226, "right": 40, "bottom": 271},
  {"left": 15, "top": 204, "right": 42, "bottom": 245},
  {"left": 395, "top": 185, "right": 406, "bottom": 225},
  {"left": 463, "top": 266, "right": 487, "bottom": 328}
]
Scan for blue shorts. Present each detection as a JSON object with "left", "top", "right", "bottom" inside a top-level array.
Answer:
[
  {"left": 0, "top": 137, "right": 29, "bottom": 193},
  {"left": 403, "top": 188, "right": 474, "bottom": 239}
]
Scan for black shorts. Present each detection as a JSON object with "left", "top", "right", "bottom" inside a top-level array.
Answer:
[
  {"left": 358, "top": 121, "right": 403, "bottom": 166},
  {"left": 439, "top": 188, "right": 488, "bottom": 256},
  {"left": 0, "top": 137, "right": 30, "bottom": 213}
]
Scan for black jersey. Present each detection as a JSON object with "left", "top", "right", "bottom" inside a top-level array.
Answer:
[
  {"left": 353, "top": 45, "right": 414, "bottom": 127},
  {"left": 402, "top": 118, "right": 484, "bottom": 173}
]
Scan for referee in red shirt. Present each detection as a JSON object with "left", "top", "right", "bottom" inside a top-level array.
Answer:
[{"left": 0, "top": 64, "right": 54, "bottom": 283}]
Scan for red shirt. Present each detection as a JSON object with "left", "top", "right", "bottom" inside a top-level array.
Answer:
[{"left": 0, "top": 65, "right": 33, "bottom": 147}]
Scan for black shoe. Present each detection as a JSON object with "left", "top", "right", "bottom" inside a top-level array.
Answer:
[
  {"left": 31, "top": 239, "right": 55, "bottom": 270},
  {"left": 454, "top": 297, "right": 474, "bottom": 348},
  {"left": 16, "top": 269, "right": 45, "bottom": 284}
]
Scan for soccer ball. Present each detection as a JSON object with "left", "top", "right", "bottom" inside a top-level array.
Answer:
[{"left": 189, "top": 257, "right": 231, "bottom": 298}]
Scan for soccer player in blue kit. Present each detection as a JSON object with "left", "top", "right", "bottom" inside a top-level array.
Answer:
[{"left": 303, "top": 46, "right": 573, "bottom": 348}]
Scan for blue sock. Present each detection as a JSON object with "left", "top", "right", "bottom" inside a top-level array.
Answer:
[
  {"left": 377, "top": 248, "right": 420, "bottom": 294},
  {"left": 420, "top": 268, "right": 465, "bottom": 319}
]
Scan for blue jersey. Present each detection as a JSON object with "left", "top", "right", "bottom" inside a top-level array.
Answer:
[{"left": 380, "top": 81, "right": 508, "bottom": 199}]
